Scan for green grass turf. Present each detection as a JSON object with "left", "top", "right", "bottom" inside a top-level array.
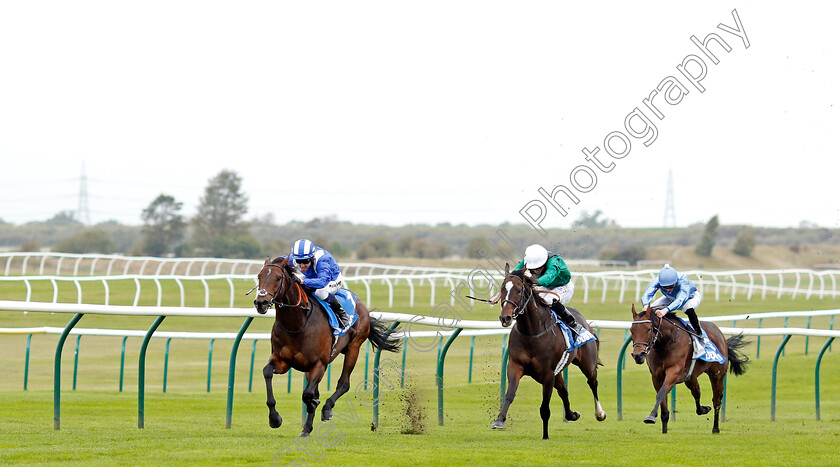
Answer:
[{"left": 2, "top": 280, "right": 840, "bottom": 465}]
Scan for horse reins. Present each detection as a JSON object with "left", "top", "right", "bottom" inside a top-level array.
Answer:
[
  {"left": 503, "top": 274, "right": 557, "bottom": 339},
  {"left": 249, "top": 263, "right": 313, "bottom": 334},
  {"left": 632, "top": 312, "right": 700, "bottom": 357}
]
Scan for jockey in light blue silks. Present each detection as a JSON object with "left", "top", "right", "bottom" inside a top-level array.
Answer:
[
  {"left": 642, "top": 264, "right": 704, "bottom": 336},
  {"left": 290, "top": 238, "right": 350, "bottom": 329}
]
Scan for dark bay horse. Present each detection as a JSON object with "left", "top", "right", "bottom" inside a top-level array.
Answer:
[
  {"left": 492, "top": 265, "right": 606, "bottom": 439},
  {"left": 630, "top": 304, "right": 750, "bottom": 433},
  {"left": 253, "top": 256, "right": 401, "bottom": 437}
]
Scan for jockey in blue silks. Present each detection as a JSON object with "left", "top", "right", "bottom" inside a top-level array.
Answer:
[
  {"left": 290, "top": 238, "right": 350, "bottom": 329},
  {"left": 641, "top": 264, "right": 704, "bottom": 336}
]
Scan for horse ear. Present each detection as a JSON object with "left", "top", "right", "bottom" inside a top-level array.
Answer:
[
  {"left": 264, "top": 257, "right": 270, "bottom": 266},
  {"left": 279, "top": 256, "right": 290, "bottom": 267},
  {"left": 504, "top": 263, "right": 510, "bottom": 274},
  {"left": 631, "top": 303, "right": 637, "bottom": 316}
]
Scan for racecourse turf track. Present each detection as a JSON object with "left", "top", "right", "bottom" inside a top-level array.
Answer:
[{"left": 1, "top": 279, "right": 840, "bottom": 465}]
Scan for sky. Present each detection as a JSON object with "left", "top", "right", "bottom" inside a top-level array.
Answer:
[{"left": 1, "top": 2, "right": 838, "bottom": 230}]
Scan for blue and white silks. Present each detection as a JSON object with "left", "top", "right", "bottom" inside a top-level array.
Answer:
[
  {"left": 311, "top": 289, "right": 358, "bottom": 337},
  {"left": 677, "top": 317, "right": 726, "bottom": 363}
]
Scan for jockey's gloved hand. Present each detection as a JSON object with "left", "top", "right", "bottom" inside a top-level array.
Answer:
[{"left": 293, "top": 272, "right": 305, "bottom": 283}]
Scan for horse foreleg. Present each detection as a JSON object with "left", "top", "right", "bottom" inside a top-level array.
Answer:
[
  {"left": 492, "top": 363, "right": 523, "bottom": 430},
  {"left": 301, "top": 364, "right": 326, "bottom": 437},
  {"left": 322, "top": 345, "right": 360, "bottom": 422},
  {"left": 540, "top": 380, "right": 554, "bottom": 440},
  {"left": 685, "top": 375, "right": 711, "bottom": 416},
  {"left": 554, "top": 370, "right": 580, "bottom": 422},
  {"left": 264, "top": 357, "right": 290, "bottom": 429},
  {"left": 645, "top": 368, "right": 679, "bottom": 434}
]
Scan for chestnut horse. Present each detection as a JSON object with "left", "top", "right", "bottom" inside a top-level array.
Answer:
[
  {"left": 253, "top": 256, "right": 401, "bottom": 437},
  {"left": 629, "top": 304, "right": 750, "bottom": 433},
  {"left": 492, "top": 265, "right": 606, "bottom": 439}
]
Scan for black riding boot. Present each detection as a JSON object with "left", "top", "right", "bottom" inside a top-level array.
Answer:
[
  {"left": 685, "top": 308, "right": 702, "bottom": 337},
  {"left": 328, "top": 294, "right": 350, "bottom": 329},
  {"left": 551, "top": 301, "right": 582, "bottom": 333}
]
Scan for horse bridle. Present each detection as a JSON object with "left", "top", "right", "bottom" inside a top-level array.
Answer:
[
  {"left": 501, "top": 274, "right": 533, "bottom": 320},
  {"left": 248, "top": 264, "right": 310, "bottom": 311},
  {"left": 631, "top": 312, "right": 663, "bottom": 358}
]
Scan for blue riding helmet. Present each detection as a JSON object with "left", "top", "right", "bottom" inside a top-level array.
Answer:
[
  {"left": 658, "top": 264, "right": 678, "bottom": 287},
  {"left": 292, "top": 239, "right": 316, "bottom": 261}
]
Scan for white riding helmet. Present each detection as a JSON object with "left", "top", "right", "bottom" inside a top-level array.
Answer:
[{"left": 523, "top": 244, "right": 549, "bottom": 269}]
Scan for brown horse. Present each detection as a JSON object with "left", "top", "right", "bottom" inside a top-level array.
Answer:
[
  {"left": 253, "top": 256, "right": 401, "bottom": 437},
  {"left": 629, "top": 304, "right": 750, "bottom": 433},
  {"left": 491, "top": 265, "right": 606, "bottom": 439}
]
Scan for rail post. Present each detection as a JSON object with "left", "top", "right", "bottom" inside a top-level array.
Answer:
[
  {"left": 437, "top": 328, "right": 462, "bottom": 426},
  {"left": 138, "top": 315, "right": 165, "bottom": 429},
  {"left": 225, "top": 316, "right": 253, "bottom": 428},
  {"left": 54, "top": 313, "right": 83, "bottom": 430}
]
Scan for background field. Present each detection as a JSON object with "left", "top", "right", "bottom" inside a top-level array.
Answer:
[{"left": 2, "top": 280, "right": 840, "bottom": 465}]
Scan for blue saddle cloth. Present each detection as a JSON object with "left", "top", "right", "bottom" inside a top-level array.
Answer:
[
  {"left": 677, "top": 317, "right": 726, "bottom": 363},
  {"left": 311, "top": 289, "right": 358, "bottom": 337},
  {"left": 550, "top": 310, "right": 597, "bottom": 351}
]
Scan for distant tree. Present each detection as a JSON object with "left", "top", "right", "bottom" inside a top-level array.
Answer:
[
  {"left": 571, "top": 210, "right": 616, "bottom": 229},
  {"left": 139, "top": 194, "right": 186, "bottom": 256},
  {"left": 54, "top": 229, "right": 116, "bottom": 254},
  {"left": 192, "top": 170, "right": 250, "bottom": 256},
  {"left": 45, "top": 211, "right": 81, "bottom": 226},
  {"left": 174, "top": 242, "right": 195, "bottom": 258},
  {"left": 465, "top": 236, "right": 490, "bottom": 259},
  {"left": 211, "top": 234, "right": 262, "bottom": 259},
  {"left": 329, "top": 241, "right": 350, "bottom": 259},
  {"left": 262, "top": 237, "right": 290, "bottom": 258},
  {"left": 694, "top": 215, "right": 719, "bottom": 257},
  {"left": 356, "top": 237, "right": 393, "bottom": 260},
  {"left": 733, "top": 227, "right": 756, "bottom": 257},
  {"left": 396, "top": 235, "right": 415, "bottom": 256},
  {"left": 17, "top": 238, "right": 41, "bottom": 252},
  {"left": 600, "top": 245, "right": 647, "bottom": 266}
]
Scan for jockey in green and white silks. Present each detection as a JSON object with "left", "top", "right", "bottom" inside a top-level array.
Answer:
[
  {"left": 641, "top": 264, "right": 704, "bottom": 336},
  {"left": 491, "top": 244, "right": 582, "bottom": 333}
]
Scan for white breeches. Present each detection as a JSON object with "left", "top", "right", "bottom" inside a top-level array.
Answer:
[
  {"left": 314, "top": 274, "right": 345, "bottom": 300},
  {"left": 652, "top": 291, "right": 703, "bottom": 311},
  {"left": 536, "top": 282, "right": 575, "bottom": 306}
]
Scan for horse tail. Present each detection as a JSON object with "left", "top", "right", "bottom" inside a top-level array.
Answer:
[
  {"left": 368, "top": 316, "right": 402, "bottom": 353},
  {"left": 726, "top": 333, "right": 751, "bottom": 376}
]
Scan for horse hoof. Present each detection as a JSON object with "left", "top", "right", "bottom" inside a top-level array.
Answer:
[
  {"left": 299, "top": 431, "right": 310, "bottom": 438},
  {"left": 491, "top": 421, "right": 505, "bottom": 429},
  {"left": 322, "top": 409, "right": 333, "bottom": 421},
  {"left": 643, "top": 415, "right": 656, "bottom": 424},
  {"left": 565, "top": 411, "right": 580, "bottom": 422},
  {"left": 697, "top": 405, "right": 711, "bottom": 415},
  {"left": 269, "top": 415, "right": 283, "bottom": 429},
  {"left": 712, "top": 427, "right": 720, "bottom": 434},
  {"left": 596, "top": 412, "right": 607, "bottom": 422}
]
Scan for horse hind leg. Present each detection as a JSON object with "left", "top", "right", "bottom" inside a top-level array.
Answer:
[
  {"left": 322, "top": 343, "right": 360, "bottom": 421},
  {"left": 685, "top": 374, "right": 711, "bottom": 416},
  {"left": 579, "top": 347, "right": 606, "bottom": 421},
  {"left": 264, "top": 357, "right": 289, "bottom": 429},
  {"left": 710, "top": 367, "right": 726, "bottom": 434},
  {"left": 554, "top": 371, "right": 580, "bottom": 422},
  {"left": 301, "top": 364, "right": 326, "bottom": 437}
]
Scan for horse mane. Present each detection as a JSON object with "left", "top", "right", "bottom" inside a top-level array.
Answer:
[
  {"left": 270, "top": 256, "right": 298, "bottom": 276},
  {"left": 508, "top": 267, "right": 538, "bottom": 285}
]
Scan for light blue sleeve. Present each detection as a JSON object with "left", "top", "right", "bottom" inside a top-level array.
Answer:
[
  {"left": 666, "top": 275, "right": 695, "bottom": 311},
  {"left": 641, "top": 278, "right": 659, "bottom": 306}
]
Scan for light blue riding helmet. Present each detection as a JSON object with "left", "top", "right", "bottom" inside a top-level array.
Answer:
[
  {"left": 291, "top": 239, "right": 316, "bottom": 261},
  {"left": 658, "top": 264, "right": 678, "bottom": 287}
]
